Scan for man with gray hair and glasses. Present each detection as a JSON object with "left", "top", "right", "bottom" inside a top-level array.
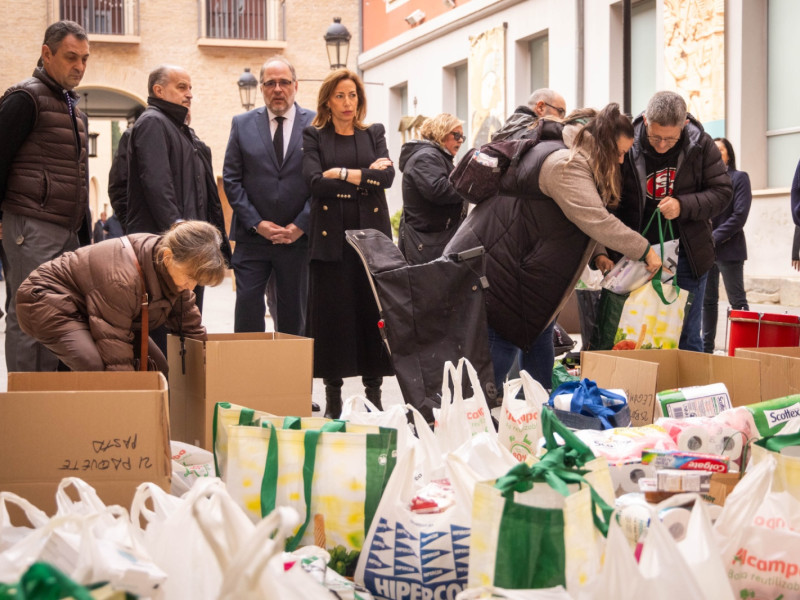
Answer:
[
  {"left": 595, "top": 90, "right": 732, "bottom": 352},
  {"left": 223, "top": 56, "right": 314, "bottom": 337},
  {"left": 492, "top": 88, "right": 567, "bottom": 141}
]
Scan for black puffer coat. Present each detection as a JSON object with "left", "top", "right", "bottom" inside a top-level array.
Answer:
[
  {"left": 444, "top": 138, "right": 578, "bottom": 350},
  {"left": 445, "top": 121, "right": 649, "bottom": 350},
  {"left": 616, "top": 113, "right": 732, "bottom": 277}
]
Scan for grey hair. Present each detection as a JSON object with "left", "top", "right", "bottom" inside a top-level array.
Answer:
[
  {"left": 527, "top": 88, "right": 558, "bottom": 109},
  {"left": 259, "top": 55, "right": 297, "bottom": 83},
  {"left": 644, "top": 91, "right": 687, "bottom": 127},
  {"left": 147, "top": 65, "right": 184, "bottom": 97}
]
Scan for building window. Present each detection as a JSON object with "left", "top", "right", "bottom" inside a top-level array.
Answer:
[
  {"left": 60, "top": 0, "right": 138, "bottom": 35},
  {"left": 205, "top": 0, "right": 281, "bottom": 41},
  {"left": 529, "top": 34, "right": 549, "bottom": 92},
  {"left": 631, "top": 0, "right": 656, "bottom": 117},
  {"left": 767, "top": 0, "right": 800, "bottom": 187}
]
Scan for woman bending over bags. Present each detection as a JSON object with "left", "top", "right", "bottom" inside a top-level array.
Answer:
[
  {"left": 15, "top": 220, "right": 227, "bottom": 372},
  {"left": 445, "top": 103, "right": 661, "bottom": 390}
]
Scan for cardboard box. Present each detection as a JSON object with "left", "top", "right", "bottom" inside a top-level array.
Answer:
[
  {"left": 168, "top": 332, "right": 313, "bottom": 449},
  {"left": 734, "top": 347, "right": 800, "bottom": 401},
  {"left": 581, "top": 349, "right": 761, "bottom": 426},
  {"left": 0, "top": 372, "right": 171, "bottom": 516}
]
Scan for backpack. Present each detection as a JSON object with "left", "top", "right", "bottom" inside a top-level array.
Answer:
[{"left": 449, "top": 119, "right": 565, "bottom": 204}]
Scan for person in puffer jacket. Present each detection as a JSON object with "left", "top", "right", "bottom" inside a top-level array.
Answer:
[
  {"left": 15, "top": 220, "right": 227, "bottom": 372},
  {"left": 398, "top": 113, "right": 467, "bottom": 264},
  {"left": 445, "top": 104, "right": 661, "bottom": 390}
]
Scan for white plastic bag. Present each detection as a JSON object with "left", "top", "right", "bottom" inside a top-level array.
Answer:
[
  {"left": 457, "top": 586, "right": 574, "bottom": 599},
  {"left": 195, "top": 503, "right": 331, "bottom": 600},
  {"left": 714, "top": 455, "right": 800, "bottom": 599},
  {"left": 355, "top": 446, "right": 481, "bottom": 599},
  {"left": 170, "top": 440, "right": 215, "bottom": 496},
  {"left": 601, "top": 239, "right": 678, "bottom": 294},
  {"left": 132, "top": 477, "right": 253, "bottom": 600},
  {"left": 497, "top": 370, "right": 547, "bottom": 462},
  {"left": 0, "top": 478, "right": 167, "bottom": 596},
  {"left": 435, "top": 358, "right": 496, "bottom": 453},
  {"left": 594, "top": 493, "right": 731, "bottom": 600},
  {"left": 0, "top": 491, "right": 49, "bottom": 552},
  {"left": 341, "top": 395, "right": 415, "bottom": 458}
]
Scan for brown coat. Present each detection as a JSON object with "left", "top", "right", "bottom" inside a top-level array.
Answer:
[
  {"left": 16, "top": 234, "right": 205, "bottom": 370},
  {"left": 1, "top": 68, "right": 88, "bottom": 232}
]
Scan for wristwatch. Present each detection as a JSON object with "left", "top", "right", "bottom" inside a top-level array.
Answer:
[
  {"left": 248, "top": 225, "right": 258, "bottom": 235},
  {"left": 339, "top": 168, "right": 348, "bottom": 181}
]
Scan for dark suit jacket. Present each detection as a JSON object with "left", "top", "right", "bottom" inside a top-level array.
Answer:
[
  {"left": 302, "top": 122, "right": 394, "bottom": 261},
  {"left": 223, "top": 104, "right": 314, "bottom": 242}
]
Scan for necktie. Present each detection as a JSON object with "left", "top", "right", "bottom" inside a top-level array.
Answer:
[{"left": 273, "top": 116, "right": 285, "bottom": 167}]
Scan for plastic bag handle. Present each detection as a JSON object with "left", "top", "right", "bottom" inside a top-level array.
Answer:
[{"left": 0, "top": 491, "right": 49, "bottom": 529}]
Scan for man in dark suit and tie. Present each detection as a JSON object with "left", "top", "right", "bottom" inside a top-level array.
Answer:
[{"left": 223, "top": 56, "right": 314, "bottom": 335}]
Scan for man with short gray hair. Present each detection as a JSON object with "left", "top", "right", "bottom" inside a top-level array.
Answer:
[
  {"left": 598, "top": 90, "right": 732, "bottom": 351},
  {"left": 126, "top": 64, "right": 231, "bottom": 312},
  {"left": 492, "top": 87, "right": 566, "bottom": 141},
  {"left": 0, "top": 19, "right": 92, "bottom": 372}
]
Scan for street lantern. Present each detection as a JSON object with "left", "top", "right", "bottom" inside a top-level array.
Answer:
[
  {"left": 238, "top": 67, "right": 258, "bottom": 111},
  {"left": 324, "top": 17, "right": 351, "bottom": 70},
  {"left": 88, "top": 132, "right": 99, "bottom": 157}
]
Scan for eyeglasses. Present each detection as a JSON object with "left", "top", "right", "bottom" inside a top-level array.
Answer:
[
  {"left": 646, "top": 129, "right": 681, "bottom": 146},
  {"left": 451, "top": 131, "right": 465, "bottom": 142},
  {"left": 261, "top": 79, "right": 294, "bottom": 89},
  {"left": 544, "top": 102, "right": 566, "bottom": 118}
]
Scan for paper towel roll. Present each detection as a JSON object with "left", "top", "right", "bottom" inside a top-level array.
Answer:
[
  {"left": 659, "top": 507, "right": 691, "bottom": 541},
  {"left": 718, "top": 427, "right": 745, "bottom": 463},
  {"left": 611, "top": 462, "right": 655, "bottom": 494},
  {"left": 677, "top": 426, "right": 711, "bottom": 453}
]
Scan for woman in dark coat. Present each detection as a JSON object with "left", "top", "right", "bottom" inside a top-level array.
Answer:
[
  {"left": 398, "top": 113, "right": 467, "bottom": 264},
  {"left": 302, "top": 68, "right": 395, "bottom": 418},
  {"left": 702, "top": 137, "right": 751, "bottom": 353},
  {"left": 15, "top": 220, "right": 227, "bottom": 372}
]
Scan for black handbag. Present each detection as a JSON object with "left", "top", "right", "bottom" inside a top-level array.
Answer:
[{"left": 399, "top": 217, "right": 458, "bottom": 265}]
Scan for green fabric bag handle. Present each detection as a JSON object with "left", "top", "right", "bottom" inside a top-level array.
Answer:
[
  {"left": 755, "top": 431, "right": 800, "bottom": 453},
  {"left": 238, "top": 408, "right": 256, "bottom": 426},
  {"left": 641, "top": 208, "right": 681, "bottom": 306},
  {"left": 541, "top": 406, "right": 596, "bottom": 467},
  {"left": 0, "top": 562, "right": 95, "bottom": 600},
  {"left": 212, "top": 402, "right": 233, "bottom": 477},
  {"left": 495, "top": 408, "right": 614, "bottom": 536},
  {"left": 260, "top": 418, "right": 348, "bottom": 551}
]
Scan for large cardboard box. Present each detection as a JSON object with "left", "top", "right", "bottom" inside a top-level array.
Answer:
[
  {"left": 581, "top": 349, "right": 761, "bottom": 426},
  {"left": 0, "top": 372, "right": 171, "bottom": 516},
  {"left": 735, "top": 346, "right": 800, "bottom": 401},
  {"left": 167, "top": 332, "right": 313, "bottom": 449}
]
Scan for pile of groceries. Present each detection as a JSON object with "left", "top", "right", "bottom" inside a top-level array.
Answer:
[{"left": 2, "top": 358, "right": 800, "bottom": 600}]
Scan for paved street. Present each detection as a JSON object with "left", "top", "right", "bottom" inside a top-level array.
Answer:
[{"left": 2, "top": 274, "right": 800, "bottom": 413}]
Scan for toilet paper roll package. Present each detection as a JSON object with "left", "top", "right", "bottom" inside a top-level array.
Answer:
[{"left": 656, "top": 383, "right": 732, "bottom": 419}]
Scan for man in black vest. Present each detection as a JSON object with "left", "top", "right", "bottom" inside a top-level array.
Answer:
[{"left": 0, "top": 20, "right": 92, "bottom": 372}]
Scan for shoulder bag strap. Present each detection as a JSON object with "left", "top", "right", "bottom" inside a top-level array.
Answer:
[{"left": 120, "top": 236, "right": 149, "bottom": 371}]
